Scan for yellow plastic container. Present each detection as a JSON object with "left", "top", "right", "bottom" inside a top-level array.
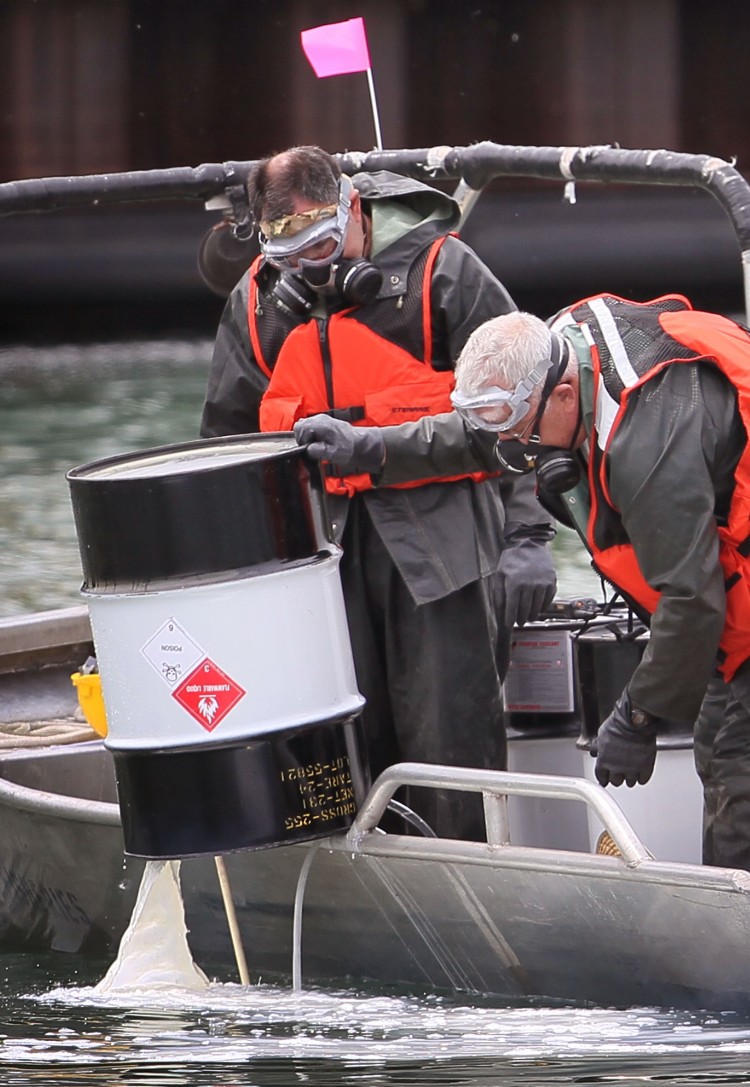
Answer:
[{"left": 70, "top": 672, "right": 108, "bottom": 737}]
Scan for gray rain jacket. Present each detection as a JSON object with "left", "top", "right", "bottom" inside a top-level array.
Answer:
[
  {"left": 376, "top": 344, "right": 748, "bottom": 724},
  {"left": 201, "top": 171, "right": 552, "bottom": 604}
]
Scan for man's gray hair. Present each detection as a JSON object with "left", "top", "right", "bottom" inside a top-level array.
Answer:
[{"left": 454, "top": 312, "right": 553, "bottom": 396}]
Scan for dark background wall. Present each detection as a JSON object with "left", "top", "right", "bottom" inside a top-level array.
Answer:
[{"left": 1, "top": 0, "right": 749, "bottom": 339}]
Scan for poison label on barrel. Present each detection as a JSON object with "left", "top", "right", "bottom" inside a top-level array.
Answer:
[{"left": 141, "top": 617, "right": 204, "bottom": 687}]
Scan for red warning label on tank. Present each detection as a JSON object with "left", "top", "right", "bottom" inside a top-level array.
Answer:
[{"left": 172, "top": 658, "right": 246, "bottom": 732}]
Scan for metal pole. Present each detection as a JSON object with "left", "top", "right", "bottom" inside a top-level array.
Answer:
[
  {"left": 742, "top": 250, "right": 750, "bottom": 324},
  {"left": 214, "top": 855, "right": 250, "bottom": 985}
]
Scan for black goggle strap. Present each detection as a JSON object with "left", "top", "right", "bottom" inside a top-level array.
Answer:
[{"left": 526, "top": 333, "right": 569, "bottom": 444}]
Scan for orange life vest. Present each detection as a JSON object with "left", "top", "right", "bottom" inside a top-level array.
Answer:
[
  {"left": 573, "top": 292, "right": 750, "bottom": 680},
  {"left": 254, "top": 239, "right": 498, "bottom": 496}
]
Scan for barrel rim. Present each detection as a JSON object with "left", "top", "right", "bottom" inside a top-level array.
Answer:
[
  {"left": 66, "top": 430, "right": 304, "bottom": 482},
  {"left": 78, "top": 547, "right": 338, "bottom": 596}
]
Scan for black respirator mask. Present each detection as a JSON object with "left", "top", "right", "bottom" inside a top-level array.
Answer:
[
  {"left": 258, "top": 174, "right": 383, "bottom": 317},
  {"left": 454, "top": 331, "right": 582, "bottom": 495},
  {"left": 492, "top": 439, "right": 579, "bottom": 492},
  {"left": 271, "top": 258, "right": 383, "bottom": 318},
  {"left": 492, "top": 438, "right": 581, "bottom": 495}
]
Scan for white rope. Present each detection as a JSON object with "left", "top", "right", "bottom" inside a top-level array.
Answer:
[
  {"left": 559, "top": 146, "right": 578, "bottom": 204},
  {"left": 0, "top": 719, "right": 98, "bottom": 748}
]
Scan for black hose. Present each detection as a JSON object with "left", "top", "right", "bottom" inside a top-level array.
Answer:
[{"left": 2, "top": 143, "right": 749, "bottom": 254}]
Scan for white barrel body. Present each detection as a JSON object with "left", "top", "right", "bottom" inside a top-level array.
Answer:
[
  {"left": 88, "top": 553, "right": 363, "bottom": 750},
  {"left": 67, "top": 436, "right": 370, "bottom": 858}
]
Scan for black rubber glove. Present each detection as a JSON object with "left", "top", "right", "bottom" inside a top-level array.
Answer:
[
  {"left": 498, "top": 539, "right": 557, "bottom": 627},
  {"left": 293, "top": 415, "right": 385, "bottom": 474},
  {"left": 592, "top": 688, "right": 659, "bottom": 788}
]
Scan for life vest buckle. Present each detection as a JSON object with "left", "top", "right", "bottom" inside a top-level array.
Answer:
[{"left": 326, "top": 407, "right": 366, "bottom": 423}]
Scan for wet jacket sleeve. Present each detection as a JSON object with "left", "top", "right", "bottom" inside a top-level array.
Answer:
[
  {"left": 377, "top": 412, "right": 498, "bottom": 485},
  {"left": 429, "top": 236, "right": 517, "bottom": 364},
  {"left": 499, "top": 474, "right": 556, "bottom": 544},
  {"left": 606, "top": 363, "right": 743, "bottom": 724},
  {"left": 200, "top": 275, "right": 269, "bottom": 437},
  {"left": 377, "top": 414, "right": 554, "bottom": 531},
  {"left": 378, "top": 412, "right": 549, "bottom": 513}
]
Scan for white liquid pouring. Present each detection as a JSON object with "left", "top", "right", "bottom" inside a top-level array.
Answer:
[{"left": 94, "top": 859, "right": 209, "bottom": 993}]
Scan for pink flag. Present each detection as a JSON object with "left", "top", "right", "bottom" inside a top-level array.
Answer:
[{"left": 301, "top": 17, "right": 371, "bottom": 78}]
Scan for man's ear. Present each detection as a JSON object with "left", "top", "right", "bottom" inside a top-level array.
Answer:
[
  {"left": 349, "top": 188, "right": 362, "bottom": 222},
  {"left": 552, "top": 382, "right": 577, "bottom": 416}
]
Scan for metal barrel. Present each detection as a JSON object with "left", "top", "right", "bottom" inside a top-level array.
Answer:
[{"left": 67, "top": 433, "right": 368, "bottom": 859}]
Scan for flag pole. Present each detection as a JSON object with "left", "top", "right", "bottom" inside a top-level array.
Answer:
[
  {"left": 301, "top": 18, "right": 384, "bottom": 150},
  {"left": 365, "top": 67, "right": 383, "bottom": 150}
]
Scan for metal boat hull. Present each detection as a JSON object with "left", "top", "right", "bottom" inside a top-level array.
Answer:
[
  {"left": 0, "top": 604, "right": 741, "bottom": 1012},
  {"left": 1, "top": 738, "right": 750, "bottom": 1013}
]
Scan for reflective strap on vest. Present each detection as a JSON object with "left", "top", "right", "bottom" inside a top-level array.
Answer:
[
  {"left": 421, "top": 234, "right": 453, "bottom": 362},
  {"left": 247, "top": 256, "right": 273, "bottom": 381}
]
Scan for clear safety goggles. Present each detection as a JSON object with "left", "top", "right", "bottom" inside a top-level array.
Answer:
[
  {"left": 259, "top": 175, "right": 353, "bottom": 276},
  {"left": 450, "top": 357, "right": 555, "bottom": 433}
]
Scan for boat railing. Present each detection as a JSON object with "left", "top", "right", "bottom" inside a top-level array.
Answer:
[
  {"left": 0, "top": 757, "right": 650, "bottom": 862},
  {"left": 347, "top": 761, "right": 650, "bottom": 866},
  {"left": 340, "top": 764, "right": 750, "bottom": 896},
  {"left": 3, "top": 752, "right": 750, "bottom": 896},
  {"left": 1, "top": 142, "right": 749, "bottom": 317}
]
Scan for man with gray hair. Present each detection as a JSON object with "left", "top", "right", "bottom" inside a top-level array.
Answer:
[{"left": 296, "top": 295, "right": 750, "bottom": 872}]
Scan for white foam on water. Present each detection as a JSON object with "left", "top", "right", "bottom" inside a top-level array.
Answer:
[
  {"left": 28, "top": 984, "right": 750, "bottom": 1064},
  {"left": 93, "top": 859, "right": 209, "bottom": 993},
  {"left": 27, "top": 853, "right": 750, "bottom": 1065}
]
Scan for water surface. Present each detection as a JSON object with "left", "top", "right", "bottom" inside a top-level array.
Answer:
[
  {"left": 0, "top": 338, "right": 598, "bottom": 617},
  {"left": 0, "top": 340, "right": 212, "bottom": 616},
  {"left": 4, "top": 952, "right": 750, "bottom": 1087}
]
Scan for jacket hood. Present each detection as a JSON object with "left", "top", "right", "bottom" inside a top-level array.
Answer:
[{"left": 352, "top": 170, "right": 460, "bottom": 231}]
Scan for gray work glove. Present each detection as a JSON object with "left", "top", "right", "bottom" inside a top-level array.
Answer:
[
  {"left": 498, "top": 539, "right": 557, "bottom": 627},
  {"left": 293, "top": 415, "right": 385, "bottom": 474},
  {"left": 592, "top": 688, "right": 659, "bottom": 788}
]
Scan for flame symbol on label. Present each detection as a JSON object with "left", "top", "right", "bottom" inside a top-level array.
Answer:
[{"left": 198, "top": 696, "right": 219, "bottom": 724}]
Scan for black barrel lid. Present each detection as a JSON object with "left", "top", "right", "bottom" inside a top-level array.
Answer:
[{"left": 67, "top": 432, "right": 332, "bottom": 591}]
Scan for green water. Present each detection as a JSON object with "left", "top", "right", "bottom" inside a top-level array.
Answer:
[
  {"left": 3, "top": 950, "right": 750, "bottom": 1086},
  {"left": 0, "top": 340, "right": 213, "bottom": 616},
  {"left": 0, "top": 338, "right": 598, "bottom": 618}
]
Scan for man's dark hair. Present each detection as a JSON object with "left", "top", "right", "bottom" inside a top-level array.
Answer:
[{"left": 248, "top": 146, "right": 341, "bottom": 225}]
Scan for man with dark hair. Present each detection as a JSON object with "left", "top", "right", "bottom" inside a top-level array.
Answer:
[{"left": 202, "top": 145, "right": 557, "bottom": 840}]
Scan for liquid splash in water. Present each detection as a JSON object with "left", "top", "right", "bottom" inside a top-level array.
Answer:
[
  {"left": 27, "top": 982, "right": 750, "bottom": 1067},
  {"left": 18, "top": 874, "right": 750, "bottom": 1080},
  {"left": 94, "top": 859, "right": 209, "bottom": 993},
  {"left": 21, "top": 802, "right": 750, "bottom": 1079}
]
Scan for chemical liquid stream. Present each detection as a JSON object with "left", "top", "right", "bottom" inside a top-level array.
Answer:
[{"left": 94, "top": 859, "right": 209, "bottom": 993}]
